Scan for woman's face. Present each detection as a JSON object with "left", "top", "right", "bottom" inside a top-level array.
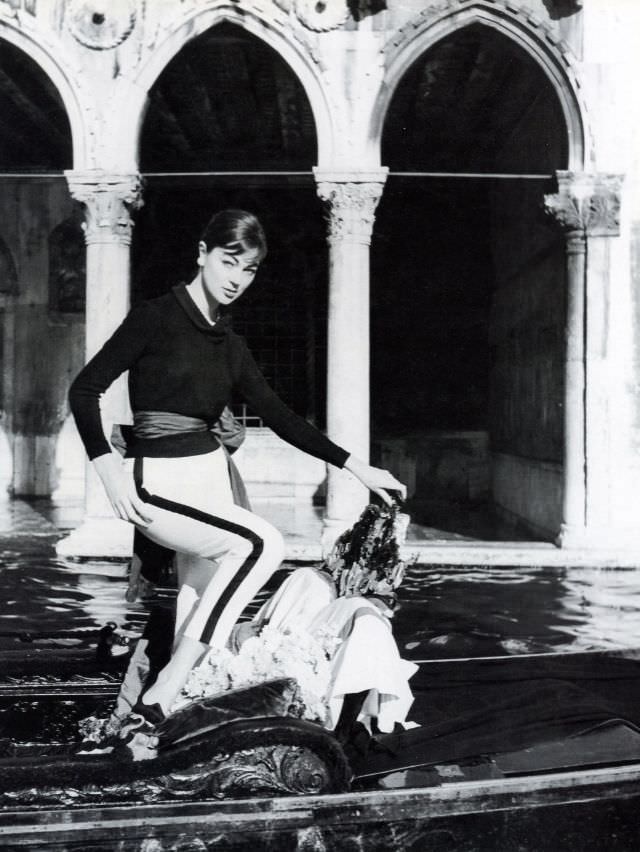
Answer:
[{"left": 198, "top": 242, "right": 261, "bottom": 306}]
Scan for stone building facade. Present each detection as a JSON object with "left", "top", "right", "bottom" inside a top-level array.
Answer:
[{"left": 0, "top": 0, "right": 638, "bottom": 557}]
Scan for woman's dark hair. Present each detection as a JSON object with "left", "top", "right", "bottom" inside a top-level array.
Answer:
[{"left": 200, "top": 209, "right": 267, "bottom": 261}]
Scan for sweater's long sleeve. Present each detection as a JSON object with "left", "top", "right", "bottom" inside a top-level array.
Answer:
[
  {"left": 70, "top": 287, "right": 349, "bottom": 469},
  {"left": 235, "top": 342, "right": 349, "bottom": 469},
  {"left": 69, "top": 304, "right": 153, "bottom": 460}
]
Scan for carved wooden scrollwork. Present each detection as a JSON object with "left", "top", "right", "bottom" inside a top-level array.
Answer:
[
  {"left": 171, "top": 744, "right": 333, "bottom": 800},
  {"left": 0, "top": 744, "right": 343, "bottom": 808},
  {"left": 0, "top": 704, "right": 351, "bottom": 808}
]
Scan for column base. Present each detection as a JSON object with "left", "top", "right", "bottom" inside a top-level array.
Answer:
[
  {"left": 55, "top": 517, "right": 134, "bottom": 559},
  {"left": 556, "top": 523, "right": 640, "bottom": 552}
]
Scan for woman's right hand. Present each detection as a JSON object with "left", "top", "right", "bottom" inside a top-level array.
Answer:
[
  {"left": 92, "top": 453, "right": 153, "bottom": 527},
  {"left": 343, "top": 455, "right": 407, "bottom": 506}
]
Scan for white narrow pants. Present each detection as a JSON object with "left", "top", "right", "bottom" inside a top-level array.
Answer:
[{"left": 134, "top": 448, "right": 285, "bottom": 648}]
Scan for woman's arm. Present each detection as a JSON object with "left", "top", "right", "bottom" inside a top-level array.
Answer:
[
  {"left": 69, "top": 303, "right": 153, "bottom": 459},
  {"left": 92, "top": 453, "right": 153, "bottom": 526},
  {"left": 70, "top": 303, "right": 155, "bottom": 526},
  {"left": 235, "top": 343, "right": 406, "bottom": 503},
  {"left": 343, "top": 455, "right": 406, "bottom": 506},
  {"left": 234, "top": 342, "right": 349, "bottom": 467}
]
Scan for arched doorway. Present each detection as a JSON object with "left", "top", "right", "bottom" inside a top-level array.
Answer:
[
  {"left": 374, "top": 23, "right": 569, "bottom": 541},
  {"left": 135, "top": 21, "right": 328, "bottom": 503},
  {"left": 0, "top": 39, "right": 81, "bottom": 498}
]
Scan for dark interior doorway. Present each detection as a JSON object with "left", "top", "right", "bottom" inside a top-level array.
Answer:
[
  {"left": 135, "top": 22, "right": 327, "bottom": 424},
  {"left": 0, "top": 41, "right": 72, "bottom": 171},
  {"left": 374, "top": 24, "right": 568, "bottom": 541}
]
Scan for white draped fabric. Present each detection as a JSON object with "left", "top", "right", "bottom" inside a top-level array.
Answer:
[{"left": 257, "top": 566, "right": 418, "bottom": 732}]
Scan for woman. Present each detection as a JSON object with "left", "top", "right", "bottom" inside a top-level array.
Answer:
[{"left": 69, "top": 209, "right": 405, "bottom": 722}]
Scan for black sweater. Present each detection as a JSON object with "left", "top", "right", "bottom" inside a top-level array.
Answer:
[{"left": 69, "top": 284, "right": 349, "bottom": 468}]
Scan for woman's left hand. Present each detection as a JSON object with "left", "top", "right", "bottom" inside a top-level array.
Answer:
[{"left": 344, "top": 455, "right": 406, "bottom": 506}]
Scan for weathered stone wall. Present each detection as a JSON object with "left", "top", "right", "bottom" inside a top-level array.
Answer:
[
  {"left": 488, "top": 187, "right": 565, "bottom": 464},
  {"left": 594, "top": 2, "right": 640, "bottom": 533},
  {"left": 632, "top": 220, "right": 640, "bottom": 449},
  {"left": 0, "top": 180, "right": 84, "bottom": 496},
  {"left": 487, "top": 88, "right": 567, "bottom": 536},
  {"left": 383, "top": 0, "right": 583, "bottom": 46}
]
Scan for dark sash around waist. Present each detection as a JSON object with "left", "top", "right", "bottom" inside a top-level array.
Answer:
[
  {"left": 122, "top": 410, "right": 252, "bottom": 591},
  {"left": 133, "top": 411, "right": 211, "bottom": 439},
  {"left": 110, "top": 410, "right": 245, "bottom": 458},
  {"left": 110, "top": 409, "right": 250, "bottom": 510}
]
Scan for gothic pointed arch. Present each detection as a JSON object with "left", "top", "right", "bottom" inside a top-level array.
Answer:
[
  {"left": 0, "top": 24, "right": 88, "bottom": 168},
  {"left": 373, "top": 0, "right": 587, "bottom": 170},
  {"left": 139, "top": 21, "right": 317, "bottom": 173},
  {"left": 132, "top": 14, "right": 329, "bottom": 427},
  {"left": 122, "top": 5, "right": 332, "bottom": 169}
]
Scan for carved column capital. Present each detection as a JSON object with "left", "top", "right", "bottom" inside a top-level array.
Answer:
[
  {"left": 64, "top": 171, "right": 144, "bottom": 245},
  {"left": 544, "top": 171, "right": 624, "bottom": 238},
  {"left": 314, "top": 169, "right": 388, "bottom": 246}
]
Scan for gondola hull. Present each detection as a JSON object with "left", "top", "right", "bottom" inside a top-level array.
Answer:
[{"left": 2, "top": 649, "right": 640, "bottom": 850}]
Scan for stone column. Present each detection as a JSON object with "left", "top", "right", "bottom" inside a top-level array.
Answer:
[
  {"left": 56, "top": 171, "right": 143, "bottom": 557},
  {"left": 314, "top": 169, "right": 387, "bottom": 548},
  {"left": 545, "top": 171, "right": 625, "bottom": 548}
]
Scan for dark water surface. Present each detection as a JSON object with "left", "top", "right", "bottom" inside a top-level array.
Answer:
[
  {"left": 1, "top": 535, "right": 639, "bottom": 659},
  {"left": 396, "top": 563, "right": 640, "bottom": 659}
]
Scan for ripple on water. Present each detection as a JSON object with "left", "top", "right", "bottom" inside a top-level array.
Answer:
[
  {"left": 393, "top": 563, "right": 640, "bottom": 659},
  {"left": 1, "top": 550, "right": 640, "bottom": 658}
]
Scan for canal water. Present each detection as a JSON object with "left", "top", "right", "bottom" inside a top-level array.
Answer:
[
  {"left": 2, "top": 509, "right": 640, "bottom": 850},
  {"left": 1, "top": 534, "right": 639, "bottom": 659}
]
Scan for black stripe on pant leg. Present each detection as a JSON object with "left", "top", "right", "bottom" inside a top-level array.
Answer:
[{"left": 135, "top": 478, "right": 264, "bottom": 644}]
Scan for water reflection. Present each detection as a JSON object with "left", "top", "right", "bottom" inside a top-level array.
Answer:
[
  {"left": 1, "top": 539, "right": 639, "bottom": 659},
  {"left": 396, "top": 564, "right": 640, "bottom": 659},
  {"left": 0, "top": 541, "right": 147, "bottom": 650}
]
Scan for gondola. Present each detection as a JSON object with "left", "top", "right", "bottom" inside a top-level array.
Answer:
[{"left": 2, "top": 641, "right": 640, "bottom": 851}]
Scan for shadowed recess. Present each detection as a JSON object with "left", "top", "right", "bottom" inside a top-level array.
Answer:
[
  {"left": 0, "top": 40, "right": 72, "bottom": 171},
  {"left": 140, "top": 22, "right": 317, "bottom": 172},
  {"left": 383, "top": 23, "right": 568, "bottom": 174}
]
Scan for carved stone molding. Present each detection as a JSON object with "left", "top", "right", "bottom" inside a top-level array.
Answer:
[
  {"left": 384, "top": 0, "right": 590, "bottom": 162},
  {"left": 66, "top": 0, "right": 137, "bottom": 50},
  {"left": 0, "top": 0, "right": 36, "bottom": 19},
  {"left": 389, "top": 0, "right": 579, "bottom": 62},
  {"left": 274, "top": 0, "right": 350, "bottom": 32},
  {"left": 65, "top": 172, "right": 144, "bottom": 246},
  {"left": 315, "top": 171, "right": 388, "bottom": 245},
  {"left": 544, "top": 171, "right": 624, "bottom": 238}
]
